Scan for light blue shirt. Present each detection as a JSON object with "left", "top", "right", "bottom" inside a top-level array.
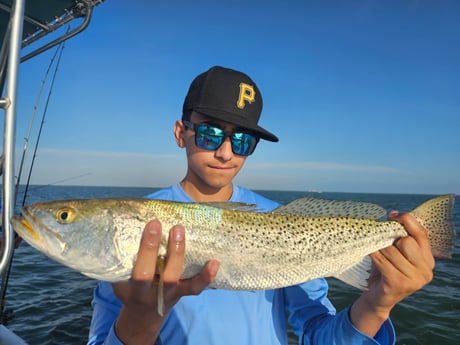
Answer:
[{"left": 88, "top": 184, "right": 395, "bottom": 345}]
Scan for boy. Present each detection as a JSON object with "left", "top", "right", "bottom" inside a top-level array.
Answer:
[{"left": 88, "top": 66, "right": 434, "bottom": 345}]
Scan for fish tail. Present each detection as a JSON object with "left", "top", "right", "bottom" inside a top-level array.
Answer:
[
  {"left": 410, "top": 194, "right": 456, "bottom": 259},
  {"left": 335, "top": 194, "right": 456, "bottom": 291}
]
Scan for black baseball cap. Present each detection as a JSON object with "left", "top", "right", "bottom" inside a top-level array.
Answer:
[{"left": 182, "top": 66, "right": 279, "bottom": 142}]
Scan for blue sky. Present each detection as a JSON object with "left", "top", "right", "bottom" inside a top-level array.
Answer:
[{"left": 11, "top": 0, "right": 460, "bottom": 194}]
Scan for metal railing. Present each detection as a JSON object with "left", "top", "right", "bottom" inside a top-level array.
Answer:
[{"left": 0, "top": 0, "right": 25, "bottom": 277}]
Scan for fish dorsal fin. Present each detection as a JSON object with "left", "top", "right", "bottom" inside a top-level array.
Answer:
[
  {"left": 201, "top": 202, "right": 259, "bottom": 212},
  {"left": 333, "top": 256, "right": 372, "bottom": 290},
  {"left": 272, "top": 196, "right": 386, "bottom": 219}
]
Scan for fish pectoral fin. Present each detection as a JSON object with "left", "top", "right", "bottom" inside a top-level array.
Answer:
[{"left": 333, "top": 256, "right": 372, "bottom": 290}]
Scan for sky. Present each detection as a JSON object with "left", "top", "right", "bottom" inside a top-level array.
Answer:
[{"left": 7, "top": 0, "right": 460, "bottom": 194}]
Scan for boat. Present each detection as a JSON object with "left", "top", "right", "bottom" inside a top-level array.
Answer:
[{"left": 0, "top": 1, "right": 105, "bottom": 342}]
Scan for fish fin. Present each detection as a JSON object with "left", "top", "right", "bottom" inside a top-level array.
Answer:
[
  {"left": 272, "top": 197, "right": 387, "bottom": 220},
  {"left": 157, "top": 256, "right": 166, "bottom": 317},
  {"left": 410, "top": 194, "right": 456, "bottom": 259},
  {"left": 333, "top": 256, "right": 372, "bottom": 290},
  {"left": 202, "top": 202, "right": 259, "bottom": 212}
]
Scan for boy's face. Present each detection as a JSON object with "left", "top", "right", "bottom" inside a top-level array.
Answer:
[{"left": 175, "top": 111, "right": 249, "bottom": 193}]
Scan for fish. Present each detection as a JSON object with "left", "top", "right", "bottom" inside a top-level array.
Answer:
[{"left": 11, "top": 195, "right": 456, "bottom": 291}]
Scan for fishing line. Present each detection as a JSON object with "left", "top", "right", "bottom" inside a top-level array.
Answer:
[
  {"left": 21, "top": 37, "right": 67, "bottom": 208},
  {"left": 0, "top": 35, "right": 67, "bottom": 325},
  {"left": 14, "top": 40, "right": 64, "bottom": 207},
  {"left": 25, "top": 173, "right": 92, "bottom": 193}
]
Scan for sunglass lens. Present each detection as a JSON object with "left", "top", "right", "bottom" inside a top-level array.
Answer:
[
  {"left": 231, "top": 133, "right": 258, "bottom": 156},
  {"left": 192, "top": 123, "right": 258, "bottom": 156},
  {"left": 196, "top": 126, "right": 224, "bottom": 150}
]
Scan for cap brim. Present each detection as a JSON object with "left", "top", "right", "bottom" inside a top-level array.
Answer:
[{"left": 252, "top": 125, "right": 279, "bottom": 142}]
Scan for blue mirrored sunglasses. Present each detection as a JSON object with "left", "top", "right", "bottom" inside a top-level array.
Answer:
[{"left": 183, "top": 120, "right": 259, "bottom": 156}]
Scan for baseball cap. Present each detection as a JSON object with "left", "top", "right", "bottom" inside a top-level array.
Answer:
[{"left": 182, "top": 66, "right": 279, "bottom": 142}]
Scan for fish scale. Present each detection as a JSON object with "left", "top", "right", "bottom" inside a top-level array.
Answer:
[{"left": 11, "top": 194, "right": 456, "bottom": 292}]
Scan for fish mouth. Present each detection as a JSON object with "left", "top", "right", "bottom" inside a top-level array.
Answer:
[
  {"left": 13, "top": 210, "right": 66, "bottom": 253},
  {"left": 13, "top": 216, "right": 42, "bottom": 243}
]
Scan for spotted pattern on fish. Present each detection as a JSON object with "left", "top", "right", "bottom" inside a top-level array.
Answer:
[
  {"left": 11, "top": 195, "right": 456, "bottom": 291},
  {"left": 273, "top": 197, "right": 387, "bottom": 219},
  {"left": 410, "top": 195, "right": 455, "bottom": 258}
]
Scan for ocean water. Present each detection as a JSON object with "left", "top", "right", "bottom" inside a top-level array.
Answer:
[{"left": 1, "top": 186, "right": 459, "bottom": 344}]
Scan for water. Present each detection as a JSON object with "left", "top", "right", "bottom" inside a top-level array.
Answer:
[{"left": 3, "top": 186, "right": 459, "bottom": 344}]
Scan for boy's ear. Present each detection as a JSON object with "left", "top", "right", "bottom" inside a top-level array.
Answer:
[{"left": 174, "top": 120, "right": 186, "bottom": 148}]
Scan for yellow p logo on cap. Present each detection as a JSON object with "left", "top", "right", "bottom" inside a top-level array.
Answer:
[{"left": 237, "top": 83, "right": 256, "bottom": 109}]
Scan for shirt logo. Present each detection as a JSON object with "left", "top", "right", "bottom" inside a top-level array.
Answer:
[{"left": 237, "top": 83, "right": 256, "bottom": 109}]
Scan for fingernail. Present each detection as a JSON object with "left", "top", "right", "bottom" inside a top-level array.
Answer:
[
  {"left": 146, "top": 221, "right": 161, "bottom": 236},
  {"left": 174, "top": 227, "right": 184, "bottom": 242},
  {"left": 209, "top": 260, "right": 220, "bottom": 276},
  {"left": 147, "top": 227, "right": 159, "bottom": 235},
  {"left": 173, "top": 227, "right": 184, "bottom": 250},
  {"left": 144, "top": 224, "right": 160, "bottom": 248},
  {"left": 388, "top": 210, "right": 399, "bottom": 218}
]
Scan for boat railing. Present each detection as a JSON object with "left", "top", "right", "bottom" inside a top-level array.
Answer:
[{"left": 0, "top": 0, "right": 25, "bottom": 278}]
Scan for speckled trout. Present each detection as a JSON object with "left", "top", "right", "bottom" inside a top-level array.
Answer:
[{"left": 11, "top": 195, "right": 456, "bottom": 291}]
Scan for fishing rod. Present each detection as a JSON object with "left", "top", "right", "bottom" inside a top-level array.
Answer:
[
  {"left": 14, "top": 40, "right": 64, "bottom": 207},
  {"left": 0, "top": 38, "right": 66, "bottom": 325},
  {"left": 21, "top": 38, "right": 66, "bottom": 208}
]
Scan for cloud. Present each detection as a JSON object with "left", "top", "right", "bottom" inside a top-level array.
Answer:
[
  {"left": 22, "top": 148, "right": 446, "bottom": 194},
  {"left": 246, "top": 160, "right": 410, "bottom": 174},
  {"left": 19, "top": 147, "right": 186, "bottom": 187},
  {"left": 235, "top": 159, "right": 417, "bottom": 192},
  {"left": 36, "top": 148, "right": 178, "bottom": 160}
]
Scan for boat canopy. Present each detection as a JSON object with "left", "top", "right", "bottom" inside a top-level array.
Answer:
[{"left": 0, "top": 0, "right": 104, "bottom": 62}]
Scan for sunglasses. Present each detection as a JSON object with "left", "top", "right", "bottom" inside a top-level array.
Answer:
[{"left": 183, "top": 120, "right": 259, "bottom": 156}]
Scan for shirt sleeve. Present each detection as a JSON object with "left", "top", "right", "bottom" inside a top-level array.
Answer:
[
  {"left": 87, "top": 282, "right": 123, "bottom": 345},
  {"left": 301, "top": 306, "right": 395, "bottom": 345},
  {"left": 284, "top": 279, "right": 395, "bottom": 345}
]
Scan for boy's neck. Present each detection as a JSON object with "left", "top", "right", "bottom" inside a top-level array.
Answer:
[{"left": 180, "top": 179, "right": 233, "bottom": 202}]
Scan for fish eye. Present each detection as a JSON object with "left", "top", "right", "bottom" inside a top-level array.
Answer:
[{"left": 56, "top": 207, "right": 75, "bottom": 224}]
